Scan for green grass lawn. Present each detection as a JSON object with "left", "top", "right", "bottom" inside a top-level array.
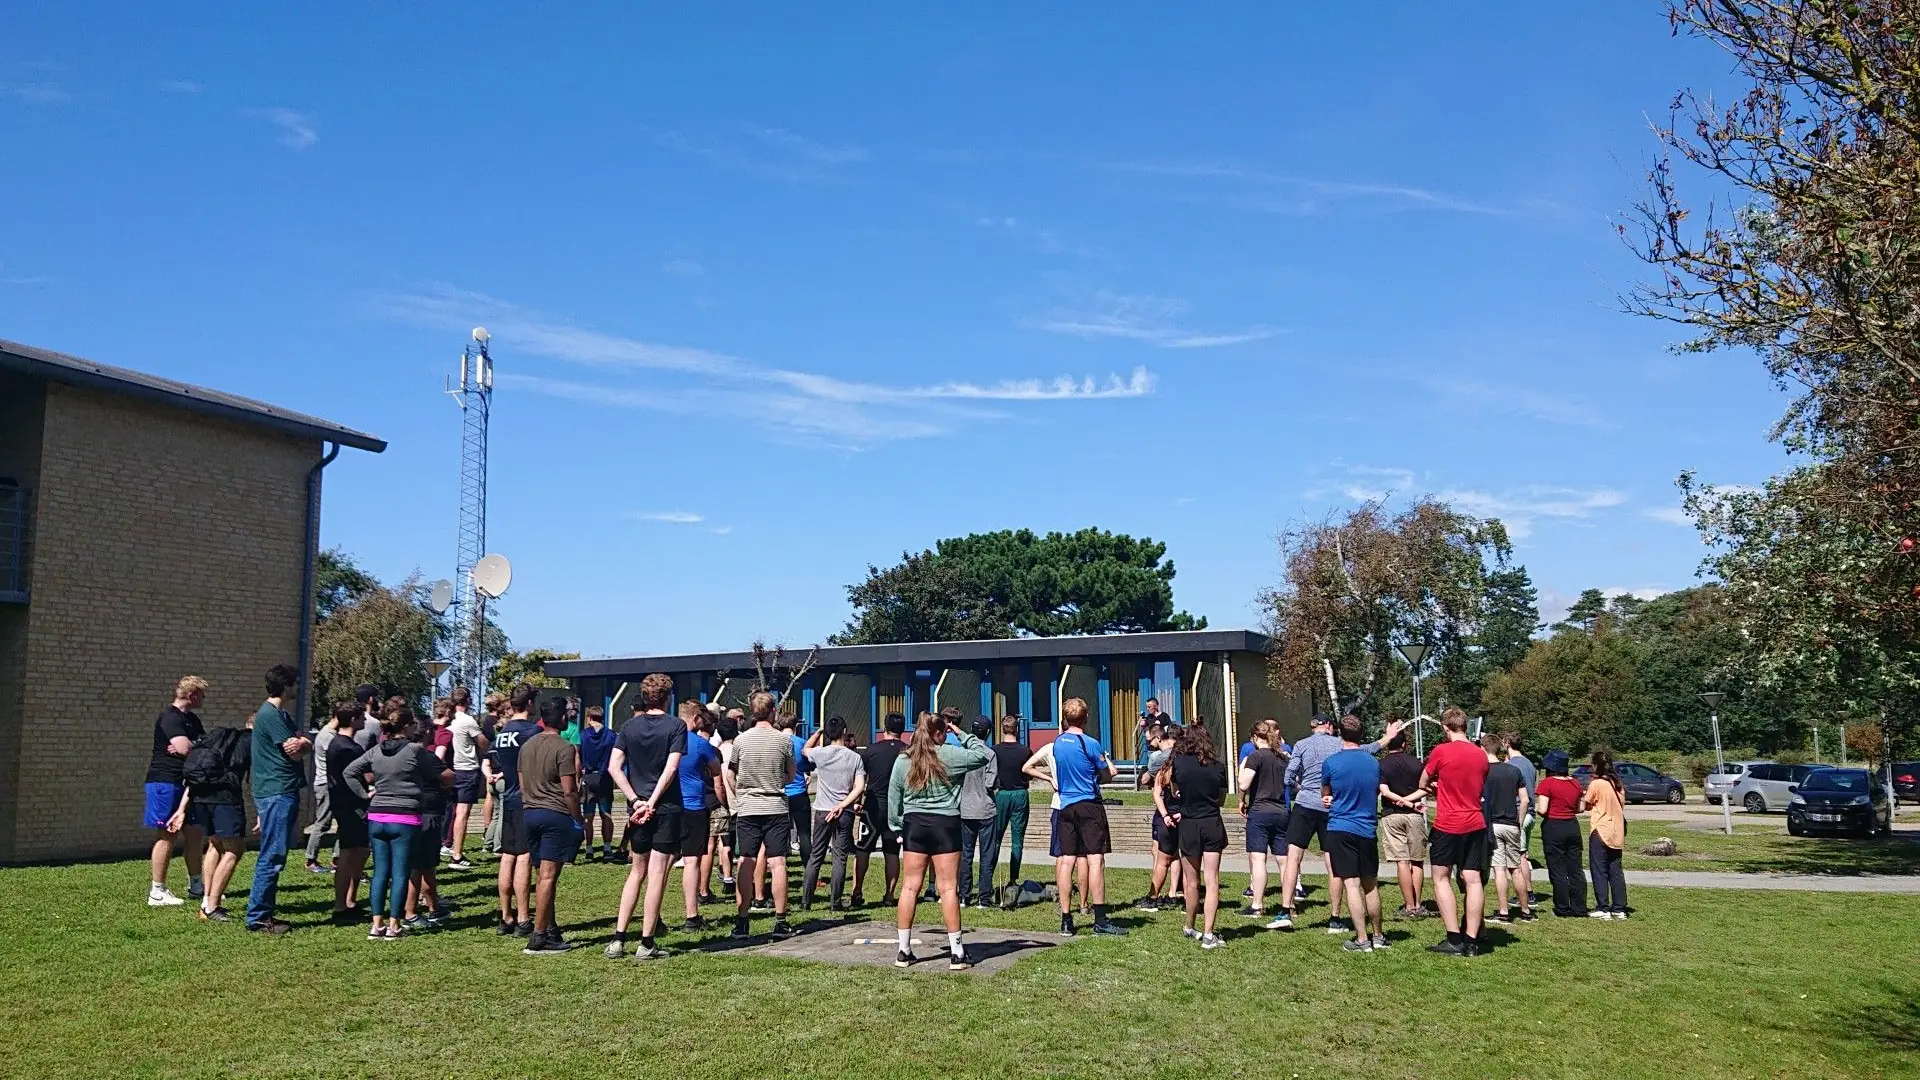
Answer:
[
  {"left": 1539, "top": 820, "right": 1920, "bottom": 875},
  {"left": 3, "top": 856, "right": 1918, "bottom": 1079}
]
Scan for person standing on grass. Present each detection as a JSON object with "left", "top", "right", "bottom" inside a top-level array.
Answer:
[
  {"left": 1583, "top": 750, "right": 1630, "bottom": 920},
  {"left": 145, "top": 675, "right": 208, "bottom": 908},
  {"left": 1505, "top": 731, "right": 1539, "bottom": 900},
  {"left": 479, "top": 690, "right": 508, "bottom": 855},
  {"left": 1534, "top": 750, "right": 1588, "bottom": 917},
  {"left": 304, "top": 705, "right": 340, "bottom": 876},
  {"left": 1237, "top": 719, "right": 1292, "bottom": 925},
  {"left": 1376, "top": 728, "right": 1429, "bottom": 919},
  {"left": 489, "top": 685, "right": 542, "bottom": 939},
  {"left": 675, "top": 700, "right": 723, "bottom": 929},
  {"left": 1418, "top": 707, "right": 1490, "bottom": 956},
  {"left": 1160, "top": 725, "right": 1229, "bottom": 950},
  {"left": 778, "top": 712, "right": 813, "bottom": 868},
  {"left": 1482, "top": 735, "right": 1534, "bottom": 925},
  {"left": 1321, "top": 715, "right": 1388, "bottom": 953},
  {"left": 726, "top": 691, "right": 798, "bottom": 940},
  {"left": 707, "top": 712, "right": 739, "bottom": 899},
  {"left": 1236, "top": 717, "right": 1289, "bottom": 915},
  {"left": 982, "top": 719, "right": 1031, "bottom": 903},
  {"left": 956, "top": 717, "right": 1001, "bottom": 908},
  {"left": 1140, "top": 724, "right": 1184, "bottom": 912},
  {"left": 854, "top": 714, "right": 908, "bottom": 905},
  {"left": 352, "top": 684, "right": 383, "bottom": 750},
  {"left": 324, "top": 703, "right": 371, "bottom": 923},
  {"left": 428, "top": 697, "right": 457, "bottom": 858},
  {"left": 577, "top": 704, "right": 619, "bottom": 862},
  {"left": 243, "top": 664, "right": 310, "bottom": 936},
  {"left": 1279, "top": 714, "right": 1405, "bottom": 933},
  {"left": 403, "top": 708, "right": 450, "bottom": 930},
  {"left": 1025, "top": 697, "right": 1127, "bottom": 938},
  {"left": 889, "top": 710, "right": 992, "bottom": 970},
  {"left": 172, "top": 713, "right": 251, "bottom": 922},
  {"left": 518, "top": 697, "right": 584, "bottom": 954},
  {"left": 605, "top": 674, "right": 686, "bottom": 960},
  {"left": 445, "top": 687, "right": 489, "bottom": 871},
  {"left": 344, "top": 701, "right": 450, "bottom": 941},
  {"left": 801, "top": 715, "right": 867, "bottom": 912}
]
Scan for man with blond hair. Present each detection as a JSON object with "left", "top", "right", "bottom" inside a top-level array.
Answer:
[
  {"left": 1024, "top": 697, "right": 1126, "bottom": 937},
  {"left": 145, "top": 675, "right": 208, "bottom": 907},
  {"left": 605, "top": 673, "right": 685, "bottom": 959}
]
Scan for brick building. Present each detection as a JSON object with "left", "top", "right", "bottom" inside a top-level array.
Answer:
[{"left": 0, "top": 338, "right": 384, "bottom": 862}]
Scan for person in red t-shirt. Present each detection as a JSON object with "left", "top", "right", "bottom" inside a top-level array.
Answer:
[
  {"left": 1418, "top": 708, "right": 1489, "bottom": 955},
  {"left": 1533, "top": 750, "right": 1589, "bottom": 917}
]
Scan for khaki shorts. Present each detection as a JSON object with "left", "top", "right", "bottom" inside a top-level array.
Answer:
[
  {"left": 1379, "top": 812, "right": 1429, "bottom": 862},
  {"left": 709, "top": 807, "right": 733, "bottom": 838},
  {"left": 1491, "top": 822, "right": 1526, "bottom": 869}
]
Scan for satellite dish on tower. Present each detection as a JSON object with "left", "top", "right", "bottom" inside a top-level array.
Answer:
[
  {"left": 427, "top": 579, "right": 454, "bottom": 614},
  {"left": 473, "top": 553, "right": 512, "bottom": 599}
]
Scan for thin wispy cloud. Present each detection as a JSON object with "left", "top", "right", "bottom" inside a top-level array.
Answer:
[
  {"left": 1414, "top": 374, "right": 1609, "bottom": 431},
  {"left": 1644, "top": 507, "right": 1692, "bottom": 526},
  {"left": 744, "top": 126, "right": 866, "bottom": 165},
  {"left": 1028, "top": 292, "right": 1279, "bottom": 349},
  {"left": 649, "top": 124, "right": 867, "bottom": 183},
  {"left": 1438, "top": 485, "right": 1627, "bottom": 540},
  {"left": 0, "top": 259, "right": 50, "bottom": 287},
  {"left": 660, "top": 258, "right": 705, "bottom": 277},
  {"left": 159, "top": 80, "right": 202, "bottom": 94},
  {"left": 3, "top": 83, "right": 71, "bottom": 105},
  {"left": 632, "top": 510, "right": 705, "bottom": 524},
  {"left": 251, "top": 108, "right": 317, "bottom": 150},
  {"left": 386, "top": 285, "right": 1154, "bottom": 450},
  {"left": 1103, "top": 160, "right": 1532, "bottom": 217}
]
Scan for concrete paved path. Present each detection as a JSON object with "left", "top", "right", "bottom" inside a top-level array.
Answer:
[{"left": 1096, "top": 853, "right": 1920, "bottom": 893}]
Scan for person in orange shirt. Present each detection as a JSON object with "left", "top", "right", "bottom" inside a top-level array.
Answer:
[{"left": 1582, "top": 750, "right": 1629, "bottom": 919}]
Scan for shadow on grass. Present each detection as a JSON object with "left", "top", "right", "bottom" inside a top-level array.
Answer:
[
  {"left": 1704, "top": 833, "right": 1920, "bottom": 876},
  {"left": 1798, "top": 981, "right": 1920, "bottom": 1053}
]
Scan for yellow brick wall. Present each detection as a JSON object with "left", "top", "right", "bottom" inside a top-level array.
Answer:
[{"left": 7, "top": 382, "right": 319, "bottom": 861}]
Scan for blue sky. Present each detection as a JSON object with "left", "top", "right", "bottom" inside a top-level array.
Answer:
[{"left": 1, "top": 5, "right": 1783, "bottom": 658}]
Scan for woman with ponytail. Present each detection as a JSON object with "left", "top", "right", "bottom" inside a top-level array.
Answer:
[
  {"left": 887, "top": 711, "right": 991, "bottom": 969},
  {"left": 1582, "top": 750, "right": 1629, "bottom": 919}
]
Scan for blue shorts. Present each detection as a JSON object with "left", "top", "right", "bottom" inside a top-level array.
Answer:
[
  {"left": 143, "top": 782, "right": 184, "bottom": 829},
  {"left": 1246, "top": 809, "right": 1291, "bottom": 856},
  {"left": 524, "top": 808, "right": 580, "bottom": 865},
  {"left": 452, "top": 769, "right": 485, "bottom": 806},
  {"left": 1049, "top": 808, "right": 1061, "bottom": 858},
  {"left": 191, "top": 802, "right": 245, "bottom": 839}
]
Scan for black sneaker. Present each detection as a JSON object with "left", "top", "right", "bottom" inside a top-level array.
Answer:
[
  {"left": 1060, "top": 914, "right": 1076, "bottom": 937},
  {"left": 1462, "top": 939, "right": 1481, "bottom": 958},
  {"left": 1135, "top": 897, "right": 1160, "bottom": 912},
  {"left": 1092, "top": 921, "right": 1128, "bottom": 936},
  {"left": 1517, "top": 910, "right": 1538, "bottom": 923},
  {"left": 246, "top": 919, "right": 292, "bottom": 936},
  {"left": 682, "top": 915, "right": 709, "bottom": 932},
  {"left": 1325, "top": 916, "right": 1353, "bottom": 935},
  {"left": 895, "top": 949, "right": 915, "bottom": 968},
  {"left": 1241, "top": 886, "right": 1253, "bottom": 898},
  {"left": 751, "top": 898, "right": 773, "bottom": 912},
  {"left": 513, "top": 920, "right": 534, "bottom": 938},
  {"left": 730, "top": 917, "right": 752, "bottom": 939},
  {"left": 1426, "top": 938, "right": 1466, "bottom": 956},
  {"left": 948, "top": 949, "right": 974, "bottom": 971},
  {"left": 698, "top": 893, "right": 720, "bottom": 906},
  {"left": 1237, "top": 905, "right": 1263, "bottom": 918},
  {"left": 1487, "top": 912, "right": 1513, "bottom": 925},
  {"left": 495, "top": 918, "right": 514, "bottom": 936},
  {"left": 769, "top": 918, "right": 796, "bottom": 939},
  {"left": 523, "top": 932, "right": 572, "bottom": 956}
]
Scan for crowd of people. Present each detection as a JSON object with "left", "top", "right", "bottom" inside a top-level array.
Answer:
[{"left": 143, "top": 671, "right": 1634, "bottom": 961}]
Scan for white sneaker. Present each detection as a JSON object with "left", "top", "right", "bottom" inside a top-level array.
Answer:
[
  {"left": 439, "top": 846, "right": 455, "bottom": 859},
  {"left": 1182, "top": 926, "right": 1201, "bottom": 940},
  {"left": 148, "top": 885, "right": 185, "bottom": 907},
  {"left": 1588, "top": 910, "right": 1612, "bottom": 919},
  {"left": 1200, "top": 933, "right": 1225, "bottom": 950},
  {"left": 1611, "top": 911, "right": 1629, "bottom": 921}
]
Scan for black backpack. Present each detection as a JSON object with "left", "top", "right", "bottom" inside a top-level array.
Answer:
[{"left": 183, "top": 726, "right": 248, "bottom": 787}]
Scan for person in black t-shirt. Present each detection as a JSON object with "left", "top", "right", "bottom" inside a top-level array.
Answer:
[
  {"left": 324, "top": 703, "right": 372, "bottom": 921},
  {"left": 1155, "top": 725, "right": 1229, "bottom": 949},
  {"left": 145, "top": 676, "right": 209, "bottom": 907},
  {"left": 606, "top": 674, "right": 687, "bottom": 959},
  {"left": 1236, "top": 718, "right": 1292, "bottom": 921},
  {"left": 981, "top": 720, "right": 1032, "bottom": 900},
  {"left": 174, "top": 711, "right": 252, "bottom": 922},
  {"left": 853, "top": 713, "right": 908, "bottom": 904},
  {"left": 1377, "top": 729, "right": 1429, "bottom": 918}
]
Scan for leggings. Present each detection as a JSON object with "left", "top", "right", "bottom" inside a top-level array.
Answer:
[
  {"left": 368, "top": 820, "right": 416, "bottom": 920},
  {"left": 1588, "top": 831, "right": 1626, "bottom": 913}
]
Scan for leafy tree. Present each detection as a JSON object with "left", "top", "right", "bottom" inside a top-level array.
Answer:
[
  {"left": 1261, "top": 498, "right": 1510, "bottom": 717},
  {"left": 314, "top": 547, "right": 378, "bottom": 622},
  {"left": 1480, "top": 612, "right": 1653, "bottom": 755},
  {"left": 1477, "top": 567, "right": 1541, "bottom": 673},
  {"left": 833, "top": 528, "right": 1203, "bottom": 645},
  {"left": 311, "top": 573, "right": 443, "bottom": 722},
  {"left": 489, "top": 648, "right": 581, "bottom": 695}
]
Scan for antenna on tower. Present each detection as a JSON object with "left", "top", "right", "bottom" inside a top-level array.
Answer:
[{"left": 447, "top": 327, "right": 495, "bottom": 703}]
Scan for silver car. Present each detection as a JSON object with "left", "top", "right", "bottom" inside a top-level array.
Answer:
[
  {"left": 1704, "top": 760, "right": 1772, "bottom": 806},
  {"left": 1729, "top": 762, "right": 1817, "bottom": 812}
]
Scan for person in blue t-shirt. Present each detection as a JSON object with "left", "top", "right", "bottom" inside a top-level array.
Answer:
[
  {"left": 577, "top": 705, "right": 620, "bottom": 862},
  {"left": 675, "top": 701, "right": 723, "bottom": 927},
  {"left": 782, "top": 717, "right": 813, "bottom": 872},
  {"left": 1320, "top": 716, "right": 1386, "bottom": 952},
  {"left": 1021, "top": 698, "right": 1127, "bottom": 938}
]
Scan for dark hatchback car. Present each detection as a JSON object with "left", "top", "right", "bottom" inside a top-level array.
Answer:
[
  {"left": 1893, "top": 762, "right": 1919, "bottom": 805},
  {"left": 1786, "top": 768, "right": 1892, "bottom": 838},
  {"left": 1572, "top": 762, "right": 1687, "bottom": 804}
]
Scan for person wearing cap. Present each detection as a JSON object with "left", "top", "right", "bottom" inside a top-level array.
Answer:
[
  {"left": 1277, "top": 712, "right": 1404, "bottom": 932},
  {"left": 955, "top": 717, "right": 1001, "bottom": 908},
  {"left": 1534, "top": 750, "right": 1589, "bottom": 917}
]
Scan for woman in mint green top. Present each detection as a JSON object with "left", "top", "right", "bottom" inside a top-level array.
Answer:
[{"left": 888, "top": 711, "right": 991, "bottom": 970}]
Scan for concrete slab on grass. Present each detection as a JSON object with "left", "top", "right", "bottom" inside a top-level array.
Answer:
[{"left": 740, "top": 924, "right": 1059, "bottom": 974}]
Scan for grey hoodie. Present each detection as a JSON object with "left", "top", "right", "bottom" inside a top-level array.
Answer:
[
  {"left": 344, "top": 738, "right": 447, "bottom": 815},
  {"left": 959, "top": 749, "right": 999, "bottom": 821}
]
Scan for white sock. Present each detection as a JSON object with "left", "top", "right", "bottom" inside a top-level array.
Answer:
[
  {"left": 948, "top": 930, "right": 964, "bottom": 954},
  {"left": 896, "top": 927, "right": 911, "bottom": 952},
  {"left": 150, "top": 881, "right": 166, "bottom": 892}
]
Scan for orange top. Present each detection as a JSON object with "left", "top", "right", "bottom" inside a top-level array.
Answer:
[{"left": 1583, "top": 777, "right": 1625, "bottom": 849}]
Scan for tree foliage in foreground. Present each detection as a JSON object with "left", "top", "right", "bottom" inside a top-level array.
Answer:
[{"left": 833, "top": 528, "right": 1204, "bottom": 645}]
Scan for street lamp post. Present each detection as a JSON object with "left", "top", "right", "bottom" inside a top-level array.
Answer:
[
  {"left": 424, "top": 659, "right": 452, "bottom": 701},
  {"left": 1699, "top": 691, "right": 1731, "bottom": 836},
  {"left": 1396, "top": 643, "right": 1432, "bottom": 758}
]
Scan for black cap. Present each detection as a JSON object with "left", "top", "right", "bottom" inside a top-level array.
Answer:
[{"left": 1311, "top": 713, "right": 1333, "bottom": 727}]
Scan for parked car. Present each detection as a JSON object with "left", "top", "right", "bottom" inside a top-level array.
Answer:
[
  {"left": 1571, "top": 762, "right": 1687, "bottom": 804},
  {"left": 1786, "top": 768, "right": 1891, "bottom": 837},
  {"left": 1704, "top": 760, "right": 1773, "bottom": 806},
  {"left": 1730, "top": 762, "right": 1817, "bottom": 812},
  {"left": 1893, "top": 762, "right": 1920, "bottom": 806}
]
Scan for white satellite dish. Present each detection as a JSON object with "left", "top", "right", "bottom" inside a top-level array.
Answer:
[
  {"left": 472, "top": 553, "right": 512, "bottom": 599},
  {"left": 427, "top": 579, "right": 454, "bottom": 614}
]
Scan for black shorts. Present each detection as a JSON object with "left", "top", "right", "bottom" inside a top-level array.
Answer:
[
  {"left": 1178, "top": 814, "right": 1229, "bottom": 858},
  {"left": 497, "top": 805, "right": 530, "bottom": 856},
  {"left": 452, "top": 769, "right": 484, "bottom": 806},
  {"left": 1286, "top": 805, "right": 1329, "bottom": 851},
  {"left": 1326, "top": 829, "right": 1380, "bottom": 880},
  {"left": 628, "top": 805, "right": 684, "bottom": 855},
  {"left": 901, "top": 812, "right": 963, "bottom": 856},
  {"left": 1429, "top": 827, "right": 1490, "bottom": 874},
  {"left": 1153, "top": 813, "right": 1180, "bottom": 857},
  {"left": 1245, "top": 809, "right": 1290, "bottom": 855},
  {"left": 411, "top": 813, "right": 443, "bottom": 870},
  {"left": 335, "top": 804, "right": 369, "bottom": 849},
  {"left": 677, "top": 809, "right": 711, "bottom": 856},
  {"left": 858, "top": 799, "right": 896, "bottom": 853},
  {"left": 190, "top": 801, "right": 245, "bottom": 839},
  {"left": 1055, "top": 800, "right": 1111, "bottom": 857},
  {"left": 524, "top": 808, "right": 579, "bottom": 865},
  {"left": 735, "top": 813, "right": 792, "bottom": 860}
]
